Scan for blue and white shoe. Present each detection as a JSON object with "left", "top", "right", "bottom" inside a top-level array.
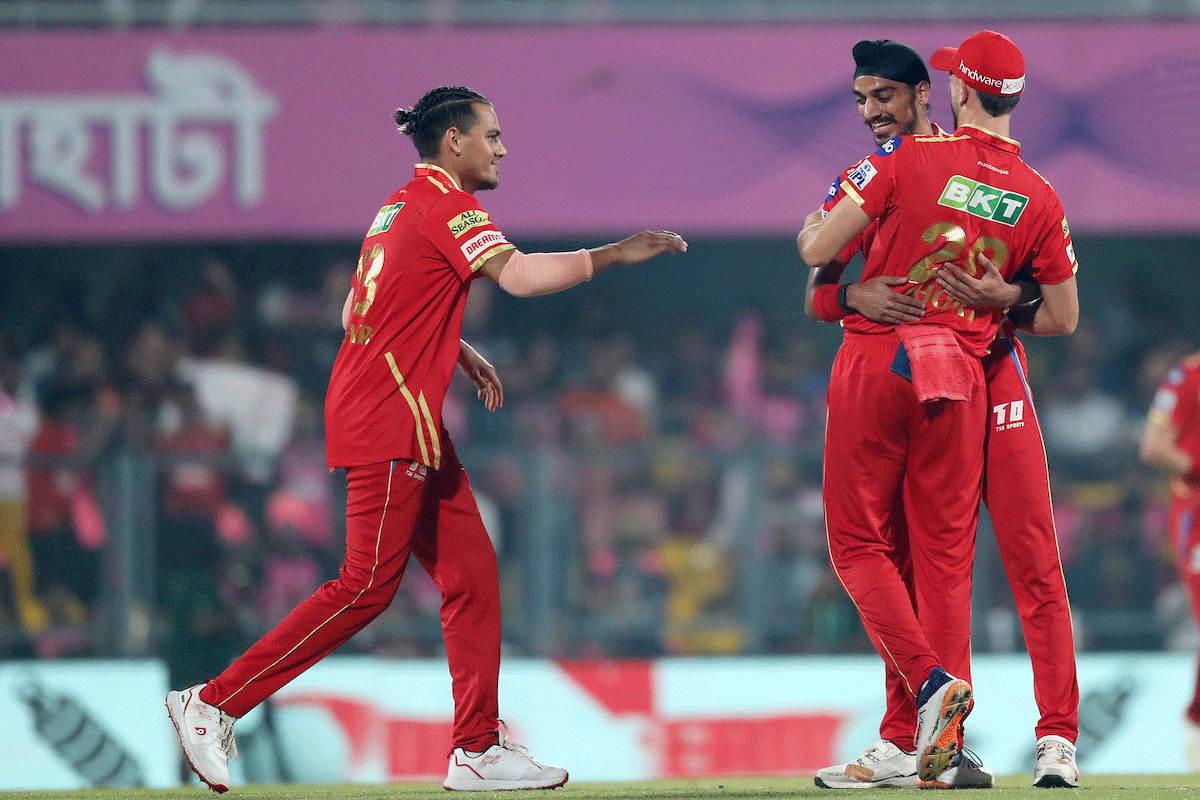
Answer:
[{"left": 914, "top": 667, "right": 973, "bottom": 782}]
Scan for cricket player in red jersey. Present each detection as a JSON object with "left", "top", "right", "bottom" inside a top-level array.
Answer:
[
  {"left": 798, "top": 30, "right": 1079, "bottom": 788},
  {"left": 1141, "top": 351, "right": 1200, "bottom": 771},
  {"left": 807, "top": 40, "right": 1080, "bottom": 790},
  {"left": 165, "top": 86, "right": 686, "bottom": 793}
]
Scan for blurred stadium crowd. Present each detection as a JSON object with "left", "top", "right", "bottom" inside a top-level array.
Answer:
[{"left": 0, "top": 243, "right": 1191, "bottom": 692}]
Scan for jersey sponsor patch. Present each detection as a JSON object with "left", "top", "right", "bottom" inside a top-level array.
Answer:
[
  {"left": 461, "top": 229, "right": 509, "bottom": 262},
  {"left": 448, "top": 209, "right": 491, "bottom": 238},
  {"left": 847, "top": 159, "right": 877, "bottom": 191},
  {"left": 876, "top": 136, "right": 901, "bottom": 156},
  {"left": 938, "top": 175, "right": 1028, "bottom": 226},
  {"left": 367, "top": 203, "right": 404, "bottom": 236}
]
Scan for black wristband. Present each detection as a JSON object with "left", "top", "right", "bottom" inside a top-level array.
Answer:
[
  {"left": 837, "top": 283, "right": 858, "bottom": 315},
  {"left": 1006, "top": 296, "right": 1042, "bottom": 330}
]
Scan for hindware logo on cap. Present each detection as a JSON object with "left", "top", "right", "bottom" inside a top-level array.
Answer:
[{"left": 930, "top": 30, "right": 1026, "bottom": 96}]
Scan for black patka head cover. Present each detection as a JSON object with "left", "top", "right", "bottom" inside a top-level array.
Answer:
[{"left": 852, "top": 39, "right": 931, "bottom": 86}]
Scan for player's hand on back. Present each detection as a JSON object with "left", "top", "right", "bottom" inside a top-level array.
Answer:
[
  {"left": 847, "top": 275, "right": 926, "bottom": 324},
  {"left": 934, "top": 254, "right": 1020, "bottom": 309}
]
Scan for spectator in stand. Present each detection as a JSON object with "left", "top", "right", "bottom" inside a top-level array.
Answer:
[
  {"left": 722, "top": 312, "right": 805, "bottom": 446},
  {"left": 506, "top": 332, "right": 565, "bottom": 446},
  {"left": 119, "top": 320, "right": 186, "bottom": 449},
  {"left": 156, "top": 382, "right": 242, "bottom": 690},
  {"left": 559, "top": 330, "right": 656, "bottom": 447},
  {"left": 655, "top": 318, "right": 724, "bottom": 441},
  {"left": 182, "top": 257, "right": 243, "bottom": 358},
  {"left": 1041, "top": 360, "right": 1133, "bottom": 472},
  {"left": 265, "top": 392, "right": 341, "bottom": 579},
  {"left": 0, "top": 331, "right": 46, "bottom": 635},
  {"left": 24, "top": 325, "right": 117, "bottom": 647}
]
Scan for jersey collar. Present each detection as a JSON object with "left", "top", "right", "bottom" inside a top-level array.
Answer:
[
  {"left": 955, "top": 123, "right": 1021, "bottom": 155},
  {"left": 414, "top": 163, "right": 461, "bottom": 191}
]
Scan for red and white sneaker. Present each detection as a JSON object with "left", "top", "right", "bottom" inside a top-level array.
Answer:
[
  {"left": 444, "top": 724, "right": 568, "bottom": 791},
  {"left": 166, "top": 684, "right": 238, "bottom": 793}
]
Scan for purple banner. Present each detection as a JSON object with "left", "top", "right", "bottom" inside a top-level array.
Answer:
[{"left": 0, "top": 23, "right": 1194, "bottom": 242}]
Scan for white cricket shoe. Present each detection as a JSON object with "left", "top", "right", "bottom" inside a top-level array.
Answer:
[
  {"left": 1186, "top": 717, "right": 1200, "bottom": 771},
  {"left": 165, "top": 684, "right": 238, "bottom": 793},
  {"left": 444, "top": 724, "right": 568, "bottom": 791},
  {"left": 1033, "top": 735, "right": 1079, "bottom": 788},
  {"left": 814, "top": 739, "right": 918, "bottom": 788},
  {"left": 918, "top": 749, "right": 994, "bottom": 789},
  {"left": 915, "top": 667, "right": 973, "bottom": 782}
]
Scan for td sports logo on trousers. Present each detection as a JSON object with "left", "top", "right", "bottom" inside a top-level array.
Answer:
[{"left": 938, "top": 175, "right": 1028, "bottom": 226}]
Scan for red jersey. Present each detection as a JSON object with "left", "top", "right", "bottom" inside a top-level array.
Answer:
[
  {"left": 824, "top": 123, "right": 951, "bottom": 266},
  {"left": 1150, "top": 351, "right": 1200, "bottom": 499},
  {"left": 325, "top": 164, "right": 515, "bottom": 469},
  {"left": 25, "top": 420, "right": 80, "bottom": 533},
  {"left": 830, "top": 124, "right": 1077, "bottom": 357}
]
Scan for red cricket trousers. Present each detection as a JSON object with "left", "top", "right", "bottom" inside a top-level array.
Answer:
[
  {"left": 875, "top": 335, "right": 1080, "bottom": 747},
  {"left": 1170, "top": 493, "right": 1200, "bottom": 725},
  {"left": 201, "top": 441, "right": 502, "bottom": 753},
  {"left": 824, "top": 330, "right": 984, "bottom": 705},
  {"left": 980, "top": 335, "right": 1079, "bottom": 742}
]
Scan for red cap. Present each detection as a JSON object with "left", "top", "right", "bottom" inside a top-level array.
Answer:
[{"left": 930, "top": 30, "right": 1025, "bottom": 96}]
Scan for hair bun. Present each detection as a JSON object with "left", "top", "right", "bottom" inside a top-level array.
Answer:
[{"left": 394, "top": 108, "right": 416, "bottom": 134}]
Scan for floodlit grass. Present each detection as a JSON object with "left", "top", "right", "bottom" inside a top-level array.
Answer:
[{"left": 5, "top": 774, "right": 1200, "bottom": 800}]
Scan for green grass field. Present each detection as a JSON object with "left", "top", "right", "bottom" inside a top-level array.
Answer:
[{"left": 5, "top": 775, "right": 1200, "bottom": 800}]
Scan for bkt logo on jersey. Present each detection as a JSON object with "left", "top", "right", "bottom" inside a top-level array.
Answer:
[
  {"left": 938, "top": 176, "right": 1028, "bottom": 226},
  {"left": 367, "top": 202, "right": 404, "bottom": 236},
  {"left": 876, "top": 136, "right": 901, "bottom": 156}
]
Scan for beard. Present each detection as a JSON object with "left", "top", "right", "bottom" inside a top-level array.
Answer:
[
  {"left": 903, "top": 98, "right": 919, "bottom": 134},
  {"left": 476, "top": 168, "right": 500, "bottom": 191},
  {"left": 866, "top": 97, "right": 921, "bottom": 145}
]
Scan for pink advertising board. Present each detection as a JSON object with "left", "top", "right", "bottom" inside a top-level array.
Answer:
[{"left": 0, "top": 23, "right": 1194, "bottom": 242}]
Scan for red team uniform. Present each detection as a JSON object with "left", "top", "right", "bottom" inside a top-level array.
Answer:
[
  {"left": 203, "top": 164, "right": 514, "bottom": 753},
  {"left": 1149, "top": 352, "right": 1200, "bottom": 730},
  {"left": 823, "top": 125, "right": 1079, "bottom": 747},
  {"left": 821, "top": 124, "right": 1077, "bottom": 710}
]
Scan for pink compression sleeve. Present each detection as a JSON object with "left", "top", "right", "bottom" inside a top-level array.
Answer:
[{"left": 496, "top": 249, "right": 594, "bottom": 297}]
